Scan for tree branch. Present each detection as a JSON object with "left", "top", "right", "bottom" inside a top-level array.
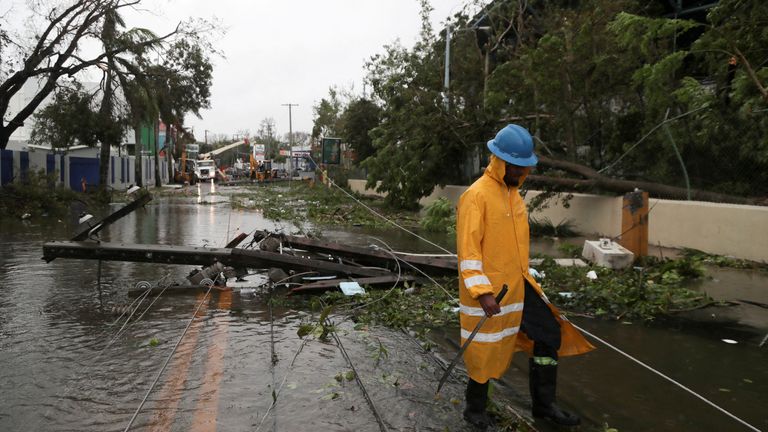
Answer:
[{"left": 529, "top": 157, "right": 765, "bottom": 205}]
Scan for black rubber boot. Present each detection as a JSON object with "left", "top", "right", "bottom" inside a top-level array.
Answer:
[
  {"left": 529, "top": 359, "right": 581, "bottom": 426},
  {"left": 463, "top": 379, "right": 491, "bottom": 430}
]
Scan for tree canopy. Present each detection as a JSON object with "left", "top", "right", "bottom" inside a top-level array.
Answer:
[
  {"left": 312, "top": 0, "right": 768, "bottom": 208},
  {"left": 0, "top": 0, "right": 216, "bottom": 152}
]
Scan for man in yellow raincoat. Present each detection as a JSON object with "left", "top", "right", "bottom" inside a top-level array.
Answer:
[{"left": 456, "top": 124, "right": 594, "bottom": 428}]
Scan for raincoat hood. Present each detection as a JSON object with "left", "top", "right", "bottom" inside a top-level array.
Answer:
[{"left": 484, "top": 154, "right": 529, "bottom": 188}]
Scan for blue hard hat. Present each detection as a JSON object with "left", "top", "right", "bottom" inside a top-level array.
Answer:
[{"left": 487, "top": 124, "right": 538, "bottom": 167}]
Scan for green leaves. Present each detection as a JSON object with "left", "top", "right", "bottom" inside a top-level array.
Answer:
[
  {"left": 609, "top": 12, "right": 700, "bottom": 58},
  {"left": 537, "top": 255, "right": 711, "bottom": 321},
  {"left": 30, "top": 81, "right": 125, "bottom": 150},
  {"left": 420, "top": 197, "right": 456, "bottom": 233}
]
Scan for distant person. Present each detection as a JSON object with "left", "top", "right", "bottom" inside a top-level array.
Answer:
[{"left": 456, "top": 124, "right": 594, "bottom": 429}]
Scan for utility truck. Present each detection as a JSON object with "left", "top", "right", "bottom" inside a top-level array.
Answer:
[{"left": 195, "top": 159, "right": 217, "bottom": 181}]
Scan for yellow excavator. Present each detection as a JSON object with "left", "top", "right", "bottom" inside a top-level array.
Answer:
[{"left": 174, "top": 151, "right": 199, "bottom": 185}]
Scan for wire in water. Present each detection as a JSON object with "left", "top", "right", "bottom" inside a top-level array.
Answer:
[{"left": 573, "top": 323, "right": 762, "bottom": 432}]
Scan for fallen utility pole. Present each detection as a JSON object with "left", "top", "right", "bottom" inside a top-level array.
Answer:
[
  {"left": 42, "top": 241, "right": 391, "bottom": 278},
  {"left": 266, "top": 231, "right": 457, "bottom": 275}
]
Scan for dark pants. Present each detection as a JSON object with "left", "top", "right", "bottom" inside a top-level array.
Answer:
[{"left": 520, "top": 281, "right": 561, "bottom": 359}]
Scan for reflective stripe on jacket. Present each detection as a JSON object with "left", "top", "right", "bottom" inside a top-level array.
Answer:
[{"left": 457, "top": 155, "right": 594, "bottom": 384}]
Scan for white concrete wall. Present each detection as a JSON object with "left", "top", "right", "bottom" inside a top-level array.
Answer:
[{"left": 347, "top": 179, "right": 768, "bottom": 263}]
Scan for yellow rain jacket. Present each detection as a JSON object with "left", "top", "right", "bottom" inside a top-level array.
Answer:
[{"left": 457, "top": 155, "right": 594, "bottom": 384}]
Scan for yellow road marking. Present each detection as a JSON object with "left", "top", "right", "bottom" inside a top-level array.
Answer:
[
  {"left": 190, "top": 290, "right": 232, "bottom": 432},
  {"left": 149, "top": 292, "right": 209, "bottom": 432}
]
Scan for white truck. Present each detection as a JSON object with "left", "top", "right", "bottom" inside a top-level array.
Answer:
[{"left": 195, "top": 159, "right": 217, "bottom": 181}]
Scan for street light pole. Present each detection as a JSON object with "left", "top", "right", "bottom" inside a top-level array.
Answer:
[
  {"left": 443, "top": 25, "right": 491, "bottom": 109},
  {"left": 444, "top": 24, "right": 452, "bottom": 97},
  {"left": 282, "top": 103, "right": 298, "bottom": 188}
]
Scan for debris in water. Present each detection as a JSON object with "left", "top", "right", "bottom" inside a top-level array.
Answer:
[
  {"left": 239, "top": 287, "right": 256, "bottom": 297},
  {"left": 339, "top": 281, "right": 365, "bottom": 296},
  {"left": 149, "top": 338, "right": 159, "bottom": 347},
  {"left": 721, "top": 339, "right": 738, "bottom": 344}
]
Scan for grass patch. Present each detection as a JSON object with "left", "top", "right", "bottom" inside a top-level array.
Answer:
[{"left": 230, "top": 182, "right": 419, "bottom": 230}]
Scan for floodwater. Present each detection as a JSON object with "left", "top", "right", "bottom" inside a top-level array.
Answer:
[{"left": 1, "top": 182, "right": 766, "bottom": 432}]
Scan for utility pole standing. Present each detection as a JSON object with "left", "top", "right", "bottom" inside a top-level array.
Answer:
[
  {"left": 443, "top": 24, "right": 451, "bottom": 109},
  {"left": 282, "top": 103, "right": 298, "bottom": 188}
]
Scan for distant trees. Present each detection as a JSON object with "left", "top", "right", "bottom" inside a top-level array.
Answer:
[{"left": 257, "top": 117, "right": 279, "bottom": 159}]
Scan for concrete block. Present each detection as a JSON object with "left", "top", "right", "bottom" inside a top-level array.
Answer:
[
  {"left": 582, "top": 238, "right": 634, "bottom": 269},
  {"left": 530, "top": 258, "right": 588, "bottom": 267}
]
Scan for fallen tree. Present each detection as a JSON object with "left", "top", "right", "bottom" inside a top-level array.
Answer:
[{"left": 528, "top": 156, "right": 767, "bottom": 206}]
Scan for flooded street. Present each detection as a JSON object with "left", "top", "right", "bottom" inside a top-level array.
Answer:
[{"left": 1, "top": 183, "right": 767, "bottom": 431}]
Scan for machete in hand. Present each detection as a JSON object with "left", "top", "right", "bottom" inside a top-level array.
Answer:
[{"left": 435, "top": 284, "right": 508, "bottom": 395}]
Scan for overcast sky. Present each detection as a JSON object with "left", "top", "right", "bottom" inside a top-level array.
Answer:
[{"left": 123, "top": 0, "right": 481, "bottom": 143}]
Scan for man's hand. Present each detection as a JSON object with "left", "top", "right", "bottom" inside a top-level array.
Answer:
[{"left": 477, "top": 293, "right": 501, "bottom": 317}]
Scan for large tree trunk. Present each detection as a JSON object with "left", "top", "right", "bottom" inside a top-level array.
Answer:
[
  {"left": 0, "top": 127, "right": 11, "bottom": 150},
  {"left": 529, "top": 155, "right": 765, "bottom": 206}
]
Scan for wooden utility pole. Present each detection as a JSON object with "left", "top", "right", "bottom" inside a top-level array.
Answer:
[
  {"left": 619, "top": 190, "right": 649, "bottom": 257},
  {"left": 282, "top": 103, "right": 298, "bottom": 187}
]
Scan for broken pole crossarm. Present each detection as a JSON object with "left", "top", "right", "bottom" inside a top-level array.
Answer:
[
  {"left": 71, "top": 192, "right": 152, "bottom": 241},
  {"left": 229, "top": 249, "right": 390, "bottom": 277},
  {"left": 271, "top": 232, "right": 457, "bottom": 275}
]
